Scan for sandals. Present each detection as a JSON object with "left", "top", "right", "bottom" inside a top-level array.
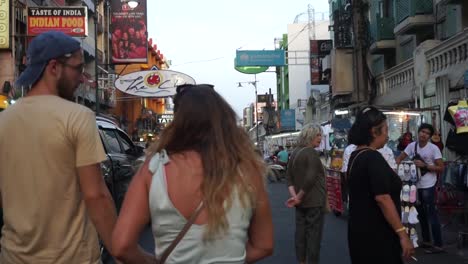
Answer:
[{"left": 424, "top": 246, "right": 446, "bottom": 254}]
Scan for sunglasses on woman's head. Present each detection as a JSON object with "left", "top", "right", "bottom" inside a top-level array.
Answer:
[
  {"left": 175, "top": 84, "right": 215, "bottom": 95},
  {"left": 173, "top": 84, "right": 215, "bottom": 112}
]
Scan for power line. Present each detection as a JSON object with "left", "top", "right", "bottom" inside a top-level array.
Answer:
[
  {"left": 287, "top": 24, "right": 309, "bottom": 47},
  {"left": 172, "top": 57, "right": 225, "bottom": 67}
]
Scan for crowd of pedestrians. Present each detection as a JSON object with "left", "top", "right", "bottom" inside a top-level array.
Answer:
[{"left": 0, "top": 30, "right": 447, "bottom": 264}]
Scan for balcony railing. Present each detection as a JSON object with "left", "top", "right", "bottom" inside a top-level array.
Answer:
[
  {"left": 371, "top": 15, "right": 395, "bottom": 41},
  {"left": 395, "top": 0, "right": 433, "bottom": 24},
  {"left": 376, "top": 58, "right": 414, "bottom": 96},
  {"left": 426, "top": 28, "right": 468, "bottom": 79}
]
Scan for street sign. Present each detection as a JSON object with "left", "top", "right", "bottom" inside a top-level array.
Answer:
[
  {"left": 257, "top": 94, "right": 273, "bottom": 103},
  {"left": 234, "top": 62, "right": 268, "bottom": 74},
  {"left": 235, "top": 50, "right": 286, "bottom": 67},
  {"left": 280, "top": 109, "right": 295, "bottom": 131},
  {"left": 27, "top": 7, "right": 88, "bottom": 37},
  {"left": 114, "top": 70, "right": 196, "bottom": 97}
]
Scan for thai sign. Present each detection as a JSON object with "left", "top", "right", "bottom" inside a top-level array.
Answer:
[
  {"left": 27, "top": 7, "right": 88, "bottom": 37},
  {"left": 110, "top": 0, "right": 148, "bottom": 64},
  {"left": 235, "top": 50, "right": 286, "bottom": 67},
  {"left": 280, "top": 109, "right": 296, "bottom": 131},
  {"left": 0, "top": 0, "right": 10, "bottom": 49},
  {"left": 114, "top": 70, "right": 196, "bottom": 97},
  {"left": 310, "top": 40, "right": 333, "bottom": 85}
]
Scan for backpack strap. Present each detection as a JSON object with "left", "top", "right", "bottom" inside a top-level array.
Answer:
[{"left": 288, "top": 147, "right": 308, "bottom": 169}]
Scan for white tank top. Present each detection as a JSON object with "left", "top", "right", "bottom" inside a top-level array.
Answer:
[{"left": 148, "top": 150, "right": 252, "bottom": 264}]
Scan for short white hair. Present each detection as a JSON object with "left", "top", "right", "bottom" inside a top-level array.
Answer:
[{"left": 296, "top": 123, "right": 322, "bottom": 147}]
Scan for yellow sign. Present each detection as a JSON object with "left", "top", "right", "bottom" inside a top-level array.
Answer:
[
  {"left": 0, "top": 95, "right": 8, "bottom": 109},
  {"left": 0, "top": 0, "right": 9, "bottom": 49}
]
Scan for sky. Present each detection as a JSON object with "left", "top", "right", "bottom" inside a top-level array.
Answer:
[{"left": 147, "top": 0, "right": 330, "bottom": 117}]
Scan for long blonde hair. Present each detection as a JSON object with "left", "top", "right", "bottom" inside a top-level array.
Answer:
[{"left": 147, "top": 85, "right": 265, "bottom": 239}]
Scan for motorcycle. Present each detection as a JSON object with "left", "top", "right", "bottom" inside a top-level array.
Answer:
[{"left": 265, "top": 156, "right": 287, "bottom": 183}]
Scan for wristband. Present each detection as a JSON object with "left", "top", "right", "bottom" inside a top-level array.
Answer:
[{"left": 395, "top": 227, "right": 406, "bottom": 233}]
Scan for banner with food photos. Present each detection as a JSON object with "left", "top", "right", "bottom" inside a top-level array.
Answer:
[{"left": 111, "top": 0, "right": 148, "bottom": 64}]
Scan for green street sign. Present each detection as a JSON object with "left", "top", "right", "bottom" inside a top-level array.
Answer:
[{"left": 234, "top": 64, "right": 269, "bottom": 74}]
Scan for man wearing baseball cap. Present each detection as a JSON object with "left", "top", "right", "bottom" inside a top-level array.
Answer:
[{"left": 0, "top": 31, "right": 118, "bottom": 263}]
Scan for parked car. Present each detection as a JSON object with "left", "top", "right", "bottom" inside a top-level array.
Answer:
[
  {"left": 96, "top": 116, "right": 145, "bottom": 262},
  {"left": 96, "top": 116, "right": 145, "bottom": 211}
]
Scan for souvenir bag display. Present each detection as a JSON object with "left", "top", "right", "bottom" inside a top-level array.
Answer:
[
  {"left": 398, "top": 161, "right": 420, "bottom": 248},
  {"left": 431, "top": 112, "right": 444, "bottom": 151},
  {"left": 397, "top": 116, "right": 413, "bottom": 151}
]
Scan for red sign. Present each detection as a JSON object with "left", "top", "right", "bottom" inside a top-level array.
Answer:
[
  {"left": 110, "top": 0, "right": 148, "bottom": 64},
  {"left": 310, "top": 40, "right": 333, "bottom": 85},
  {"left": 52, "top": 0, "right": 65, "bottom": 6},
  {"left": 27, "top": 7, "right": 88, "bottom": 37}
]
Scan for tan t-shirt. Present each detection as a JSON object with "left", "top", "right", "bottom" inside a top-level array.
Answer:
[{"left": 0, "top": 95, "right": 106, "bottom": 263}]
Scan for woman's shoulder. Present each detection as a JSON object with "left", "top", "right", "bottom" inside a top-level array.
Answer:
[
  {"left": 352, "top": 148, "right": 381, "bottom": 160},
  {"left": 148, "top": 149, "right": 170, "bottom": 173}
]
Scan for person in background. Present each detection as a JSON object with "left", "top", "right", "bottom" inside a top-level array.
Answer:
[
  {"left": 285, "top": 123, "right": 327, "bottom": 264},
  {"left": 0, "top": 31, "right": 118, "bottom": 263},
  {"left": 276, "top": 146, "right": 289, "bottom": 167},
  {"left": 112, "top": 84, "right": 274, "bottom": 264},
  {"left": 342, "top": 143, "right": 397, "bottom": 173},
  {"left": 347, "top": 106, "right": 414, "bottom": 263},
  {"left": 396, "top": 123, "right": 445, "bottom": 254}
]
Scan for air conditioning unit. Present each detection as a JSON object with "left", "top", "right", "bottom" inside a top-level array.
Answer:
[
  {"left": 108, "top": 74, "right": 116, "bottom": 85},
  {"left": 98, "top": 80, "right": 105, "bottom": 90}
]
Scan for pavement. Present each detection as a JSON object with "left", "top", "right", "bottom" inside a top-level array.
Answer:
[{"left": 106, "top": 181, "right": 468, "bottom": 263}]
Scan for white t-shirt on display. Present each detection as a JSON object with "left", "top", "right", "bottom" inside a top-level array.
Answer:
[{"left": 403, "top": 141, "right": 443, "bottom": 189}]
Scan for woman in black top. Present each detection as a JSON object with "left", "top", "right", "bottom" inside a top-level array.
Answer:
[{"left": 347, "top": 107, "right": 414, "bottom": 263}]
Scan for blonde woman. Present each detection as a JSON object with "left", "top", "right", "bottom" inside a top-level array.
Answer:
[
  {"left": 286, "top": 123, "right": 326, "bottom": 264},
  {"left": 111, "top": 84, "right": 274, "bottom": 264}
]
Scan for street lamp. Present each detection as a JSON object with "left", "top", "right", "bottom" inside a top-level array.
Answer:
[
  {"left": 238, "top": 75, "right": 259, "bottom": 145},
  {"left": 126, "top": 0, "right": 140, "bottom": 9}
]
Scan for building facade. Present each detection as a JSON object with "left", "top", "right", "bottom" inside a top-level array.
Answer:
[
  {"left": 111, "top": 39, "right": 169, "bottom": 143},
  {"left": 275, "top": 12, "right": 331, "bottom": 130},
  {"left": 327, "top": 0, "right": 468, "bottom": 158}
]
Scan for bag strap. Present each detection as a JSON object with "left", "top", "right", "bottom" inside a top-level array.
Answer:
[
  {"left": 346, "top": 148, "right": 372, "bottom": 179},
  {"left": 157, "top": 201, "right": 205, "bottom": 264},
  {"left": 414, "top": 142, "right": 418, "bottom": 156},
  {"left": 289, "top": 147, "right": 308, "bottom": 169}
]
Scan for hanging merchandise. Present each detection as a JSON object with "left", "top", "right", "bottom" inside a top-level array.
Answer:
[
  {"left": 431, "top": 112, "right": 444, "bottom": 151},
  {"left": 444, "top": 100, "right": 468, "bottom": 155},
  {"left": 397, "top": 115, "right": 413, "bottom": 151},
  {"left": 448, "top": 100, "right": 468, "bottom": 134},
  {"left": 398, "top": 161, "right": 421, "bottom": 248}
]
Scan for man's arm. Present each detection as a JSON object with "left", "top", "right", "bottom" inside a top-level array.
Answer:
[
  {"left": 78, "top": 163, "right": 118, "bottom": 255},
  {"left": 427, "top": 158, "right": 444, "bottom": 174},
  {"left": 395, "top": 152, "right": 408, "bottom": 165}
]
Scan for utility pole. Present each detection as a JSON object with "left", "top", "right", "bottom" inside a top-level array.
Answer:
[
  {"left": 94, "top": 0, "right": 100, "bottom": 115},
  {"left": 254, "top": 74, "right": 259, "bottom": 145},
  {"left": 351, "top": 0, "right": 369, "bottom": 104}
]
